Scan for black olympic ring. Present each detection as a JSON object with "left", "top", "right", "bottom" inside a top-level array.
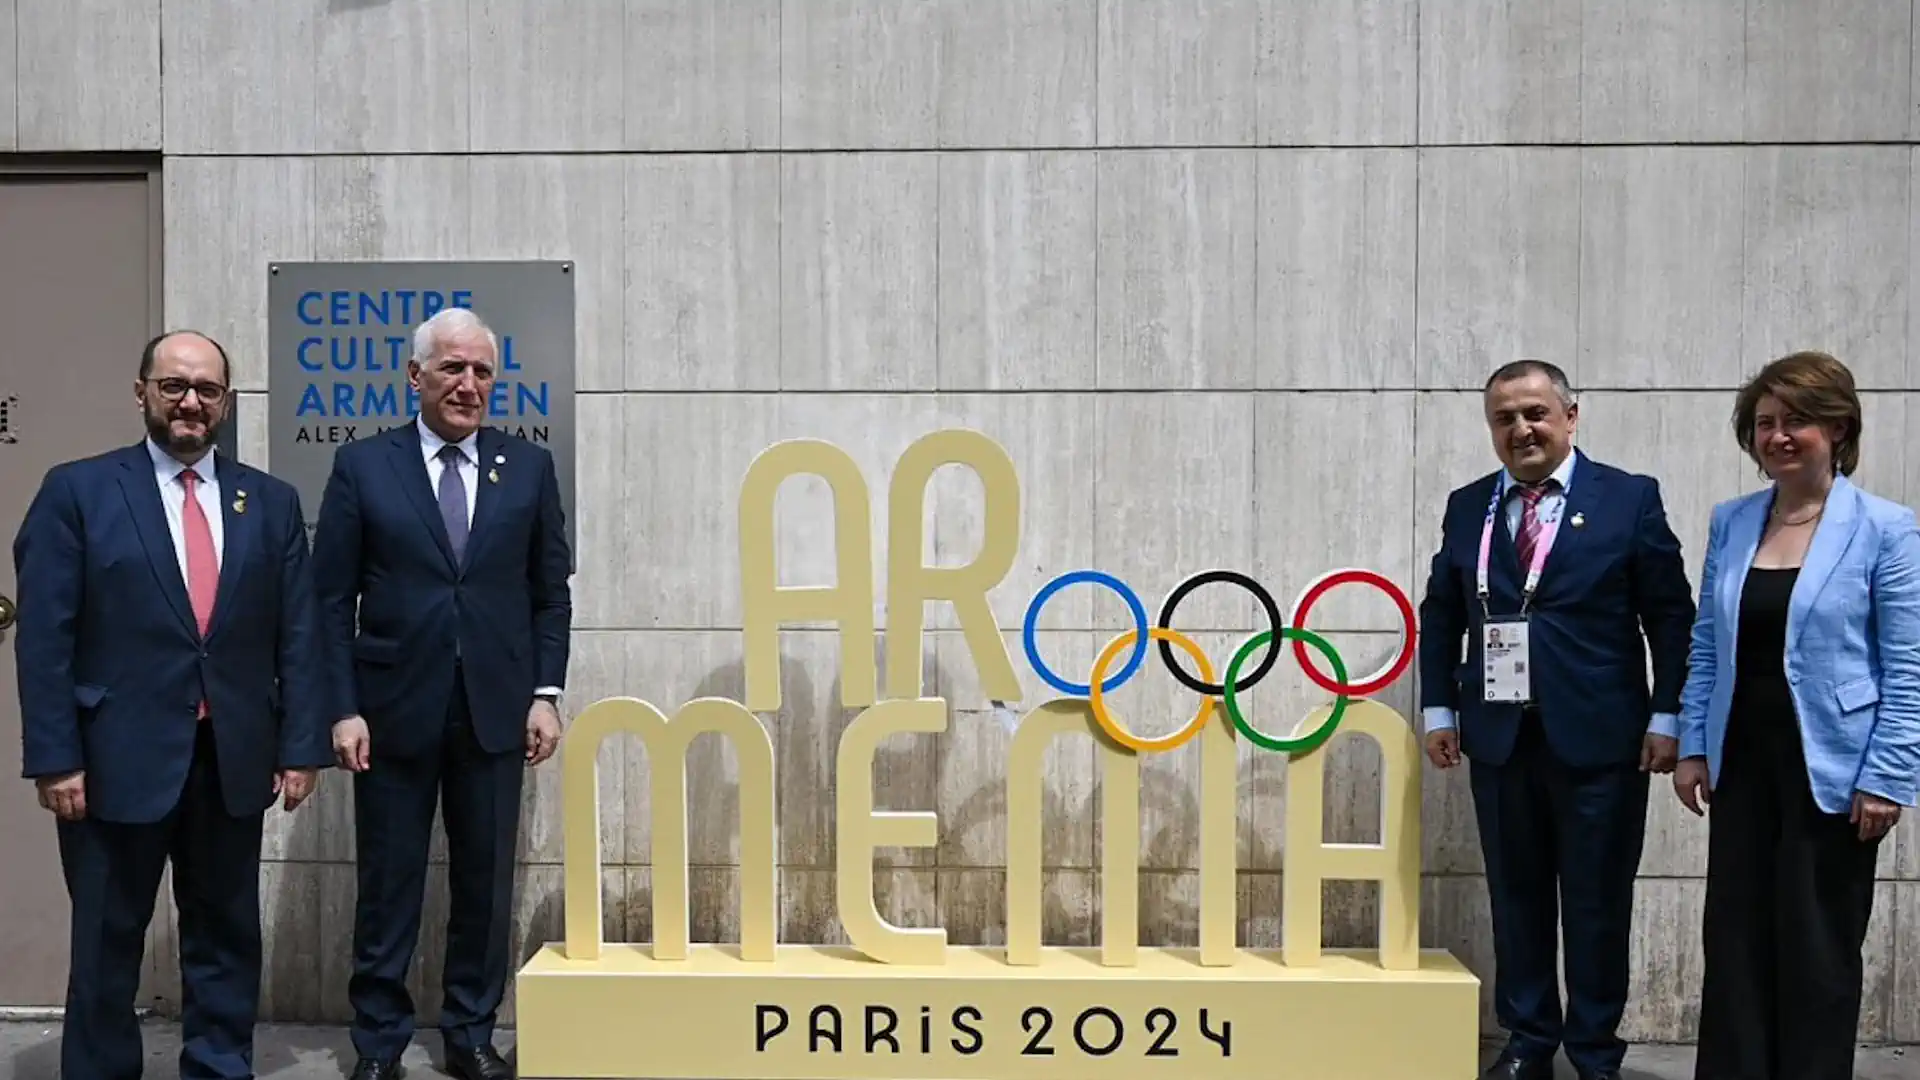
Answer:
[{"left": 1154, "top": 569, "right": 1284, "bottom": 696}]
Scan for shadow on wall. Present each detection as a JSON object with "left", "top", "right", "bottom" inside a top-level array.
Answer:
[{"left": 502, "top": 648, "right": 823, "bottom": 962}]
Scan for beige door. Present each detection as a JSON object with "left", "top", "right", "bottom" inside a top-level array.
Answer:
[{"left": 0, "top": 170, "right": 160, "bottom": 1007}]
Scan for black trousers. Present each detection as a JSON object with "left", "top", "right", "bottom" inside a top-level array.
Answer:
[
  {"left": 347, "top": 673, "right": 524, "bottom": 1062},
  {"left": 1469, "top": 712, "right": 1649, "bottom": 1074},
  {"left": 1694, "top": 673, "right": 1881, "bottom": 1080},
  {"left": 58, "top": 721, "right": 265, "bottom": 1080}
]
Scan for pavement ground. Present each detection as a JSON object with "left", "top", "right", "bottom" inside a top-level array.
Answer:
[{"left": 0, "top": 1021, "right": 1915, "bottom": 1078}]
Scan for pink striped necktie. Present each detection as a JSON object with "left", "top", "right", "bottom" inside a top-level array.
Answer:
[
  {"left": 181, "top": 469, "right": 218, "bottom": 718},
  {"left": 1514, "top": 483, "right": 1548, "bottom": 569}
]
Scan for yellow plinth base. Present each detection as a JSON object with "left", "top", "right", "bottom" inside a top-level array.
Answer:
[{"left": 513, "top": 943, "right": 1481, "bottom": 1079}]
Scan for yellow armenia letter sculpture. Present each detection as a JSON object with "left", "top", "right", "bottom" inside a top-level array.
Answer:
[{"left": 513, "top": 429, "right": 1480, "bottom": 1079}]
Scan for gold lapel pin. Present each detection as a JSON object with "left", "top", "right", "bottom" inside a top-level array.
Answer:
[
  {"left": 232, "top": 489, "right": 248, "bottom": 514},
  {"left": 488, "top": 468, "right": 499, "bottom": 484},
  {"left": 1570, "top": 512, "right": 1585, "bottom": 528}
]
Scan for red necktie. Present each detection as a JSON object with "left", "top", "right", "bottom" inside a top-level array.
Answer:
[{"left": 181, "top": 469, "right": 218, "bottom": 717}]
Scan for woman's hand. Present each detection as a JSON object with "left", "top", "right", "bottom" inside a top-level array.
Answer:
[
  {"left": 1850, "top": 791, "right": 1902, "bottom": 842},
  {"left": 1673, "top": 757, "right": 1711, "bottom": 816}
]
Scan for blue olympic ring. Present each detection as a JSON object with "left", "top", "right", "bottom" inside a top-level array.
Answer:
[{"left": 1020, "top": 569, "right": 1149, "bottom": 697}]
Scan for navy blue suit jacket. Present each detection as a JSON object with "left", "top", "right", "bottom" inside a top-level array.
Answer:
[
  {"left": 310, "top": 423, "right": 571, "bottom": 760},
  {"left": 1416, "top": 450, "right": 1697, "bottom": 769},
  {"left": 12, "top": 443, "right": 332, "bottom": 823}
]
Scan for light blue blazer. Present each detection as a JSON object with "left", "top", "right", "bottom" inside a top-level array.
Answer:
[{"left": 1678, "top": 474, "right": 1920, "bottom": 813}]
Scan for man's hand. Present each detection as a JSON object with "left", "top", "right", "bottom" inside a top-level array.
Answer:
[
  {"left": 332, "top": 716, "right": 371, "bottom": 772},
  {"left": 35, "top": 771, "right": 86, "bottom": 821},
  {"left": 1851, "top": 791, "right": 1902, "bottom": 842},
  {"left": 1674, "top": 756, "right": 1710, "bottom": 816},
  {"left": 1640, "top": 733, "right": 1679, "bottom": 774},
  {"left": 1424, "top": 729, "right": 1461, "bottom": 770},
  {"left": 526, "top": 699, "right": 562, "bottom": 766},
  {"left": 274, "top": 768, "right": 319, "bottom": 811}
]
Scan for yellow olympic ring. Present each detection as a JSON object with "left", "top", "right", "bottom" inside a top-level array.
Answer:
[{"left": 1087, "top": 626, "right": 1216, "bottom": 754}]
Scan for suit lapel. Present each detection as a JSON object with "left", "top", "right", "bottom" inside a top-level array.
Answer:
[
  {"left": 205, "top": 454, "right": 254, "bottom": 640},
  {"left": 388, "top": 425, "right": 459, "bottom": 573},
  {"left": 1717, "top": 493, "right": 1766, "bottom": 639},
  {"left": 464, "top": 427, "right": 502, "bottom": 570},
  {"left": 115, "top": 444, "right": 197, "bottom": 636},
  {"left": 1789, "top": 475, "right": 1862, "bottom": 649},
  {"left": 1534, "top": 450, "right": 1597, "bottom": 594}
]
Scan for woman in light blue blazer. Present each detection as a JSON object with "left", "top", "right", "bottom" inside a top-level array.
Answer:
[{"left": 1674, "top": 350, "right": 1920, "bottom": 1080}]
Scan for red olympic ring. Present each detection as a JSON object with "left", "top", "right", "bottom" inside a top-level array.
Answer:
[{"left": 1288, "top": 568, "right": 1418, "bottom": 697}]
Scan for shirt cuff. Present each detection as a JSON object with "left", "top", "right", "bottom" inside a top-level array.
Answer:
[
  {"left": 535, "top": 686, "right": 563, "bottom": 701},
  {"left": 1421, "top": 707, "right": 1456, "bottom": 737},
  {"left": 1647, "top": 712, "right": 1678, "bottom": 739}
]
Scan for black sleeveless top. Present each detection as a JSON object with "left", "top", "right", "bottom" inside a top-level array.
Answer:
[{"left": 1734, "top": 566, "right": 1798, "bottom": 679}]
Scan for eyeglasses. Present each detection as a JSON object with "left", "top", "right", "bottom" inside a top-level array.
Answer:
[{"left": 147, "top": 378, "right": 228, "bottom": 404}]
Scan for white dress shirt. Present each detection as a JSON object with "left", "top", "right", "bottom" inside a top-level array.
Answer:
[
  {"left": 148, "top": 437, "right": 224, "bottom": 578},
  {"left": 1422, "top": 451, "right": 1678, "bottom": 740},
  {"left": 415, "top": 418, "right": 563, "bottom": 704},
  {"left": 416, "top": 416, "right": 478, "bottom": 527},
  {"left": 1503, "top": 451, "right": 1574, "bottom": 541}
]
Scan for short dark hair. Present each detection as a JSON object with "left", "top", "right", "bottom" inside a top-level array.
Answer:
[
  {"left": 139, "top": 330, "right": 231, "bottom": 386},
  {"left": 1732, "top": 350, "right": 1861, "bottom": 476},
  {"left": 1484, "top": 359, "right": 1575, "bottom": 409}
]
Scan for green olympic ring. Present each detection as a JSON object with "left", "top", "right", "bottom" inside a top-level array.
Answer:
[{"left": 1221, "top": 626, "right": 1348, "bottom": 754}]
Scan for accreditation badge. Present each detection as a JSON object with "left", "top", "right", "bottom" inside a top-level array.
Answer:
[{"left": 1481, "top": 617, "right": 1531, "bottom": 704}]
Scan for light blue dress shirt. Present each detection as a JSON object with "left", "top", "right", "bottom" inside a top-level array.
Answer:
[{"left": 147, "top": 437, "right": 224, "bottom": 576}]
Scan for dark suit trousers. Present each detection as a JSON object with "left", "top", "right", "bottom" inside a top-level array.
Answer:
[
  {"left": 57, "top": 721, "right": 264, "bottom": 1080},
  {"left": 348, "top": 671, "right": 523, "bottom": 1062},
  {"left": 1470, "top": 712, "right": 1649, "bottom": 1073},
  {"left": 1693, "top": 673, "right": 1881, "bottom": 1080}
]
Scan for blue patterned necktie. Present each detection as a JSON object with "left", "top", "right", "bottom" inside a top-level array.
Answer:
[{"left": 437, "top": 443, "right": 469, "bottom": 561}]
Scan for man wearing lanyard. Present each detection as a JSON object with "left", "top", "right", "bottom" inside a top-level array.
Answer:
[{"left": 1416, "top": 360, "right": 1695, "bottom": 1080}]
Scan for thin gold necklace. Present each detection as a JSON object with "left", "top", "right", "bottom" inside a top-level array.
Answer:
[{"left": 1772, "top": 505, "right": 1823, "bottom": 526}]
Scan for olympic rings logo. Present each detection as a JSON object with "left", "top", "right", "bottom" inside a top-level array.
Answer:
[{"left": 1019, "top": 568, "right": 1418, "bottom": 755}]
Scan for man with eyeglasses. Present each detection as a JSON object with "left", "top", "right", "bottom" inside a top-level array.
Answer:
[{"left": 11, "top": 329, "right": 332, "bottom": 1080}]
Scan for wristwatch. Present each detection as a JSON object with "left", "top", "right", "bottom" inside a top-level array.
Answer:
[{"left": 535, "top": 692, "right": 561, "bottom": 705}]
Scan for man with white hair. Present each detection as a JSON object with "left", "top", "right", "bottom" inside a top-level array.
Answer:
[{"left": 311, "top": 306, "right": 572, "bottom": 1080}]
